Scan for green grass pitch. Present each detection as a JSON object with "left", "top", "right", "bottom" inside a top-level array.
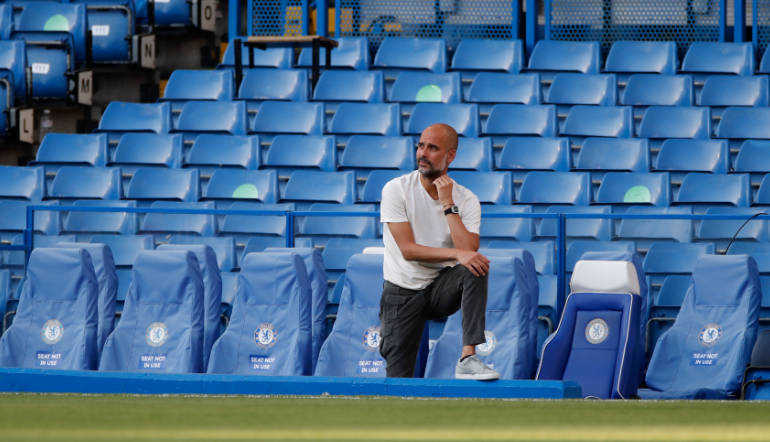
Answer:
[{"left": 1, "top": 394, "right": 769, "bottom": 441}]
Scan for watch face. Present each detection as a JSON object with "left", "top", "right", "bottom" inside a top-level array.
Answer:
[{"left": 451, "top": 206, "right": 459, "bottom": 214}]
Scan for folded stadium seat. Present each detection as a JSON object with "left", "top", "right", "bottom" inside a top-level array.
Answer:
[
  {"left": 218, "top": 202, "right": 294, "bottom": 264},
  {"left": 573, "top": 138, "right": 649, "bottom": 179},
  {"left": 545, "top": 74, "right": 616, "bottom": 122},
  {"left": 208, "top": 251, "right": 311, "bottom": 375},
  {"left": 447, "top": 137, "right": 493, "bottom": 172},
  {"left": 263, "top": 246, "right": 328, "bottom": 371},
  {"left": 753, "top": 173, "right": 770, "bottom": 207},
  {"left": 425, "top": 250, "right": 538, "bottom": 379},
  {"left": 714, "top": 107, "right": 770, "bottom": 154},
  {"left": 0, "top": 269, "right": 9, "bottom": 332},
  {"left": 264, "top": 135, "right": 336, "bottom": 178},
  {"left": 0, "top": 4, "right": 11, "bottom": 41},
  {"left": 33, "top": 134, "right": 108, "bottom": 174},
  {"left": 52, "top": 242, "right": 117, "bottom": 358},
  {"left": 696, "top": 207, "right": 769, "bottom": 251},
  {"left": 201, "top": 169, "right": 279, "bottom": 208},
  {"left": 110, "top": 134, "right": 183, "bottom": 181},
  {"left": 637, "top": 106, "right": 710, "bottom": 150},
  {"left": 561, "top": 106, "right": 633, "bottom": 149},
  {"left": 405, "top": 103, "right": 479, "bottom": 137},
  {"left": 281, "top": 171, "right": 355, "bottom": 209},
  {"left": 48, "top": 166, "right": 122, "bottom": 201},
  {"left": 680, "top": 42, "right": 754, "bottom": 88},
  {"left": 174, "top": 101, "right": 248, "bottom": 147},
  {"left": 320, "top": 238, "right": 384, "bottom": 303},
  {"left": 450, "top": 38, "right": 523, "bottom": 98},
  {"left": 297, "top": 36, "right": 369, "bottom": 71},
  {"left": 616, "top": 206, "right": 692, "bottom": 246},
  {"left": 218, "top": 39, "right": 293, "bottom": 69},
  {"left": 315, "top": 253, "right": 389, "bottom": 377},
  {"left": 63, "top": 200, "right": 137, "bottom": 238},
  {"left": 139, "top": 201, "right": 215, "bottom": 238},
  {"left": 387, "top": 72, "right": 462, "bottom": 116},
  {"left": 698, "top": 76, "right": 769, "bottom": 120},
  {"left": 97, "top": 102, "right": 172, "bottom": 147},
  {"left": 297, "top": 203, "right": 378, "bottom": 245},
  {"left": 518, "top": 171, "right": 591, "bottom": 209},
  {"left": 162, "top": 70, "right": 236, "bottom": 120},
  {"left": 653, "top": 139, "right": 729, "bottom": 186},
  {"left": 2, "top": 233, "right": 76, "bottom": 275},
  {"left": 327, "top": 103, "right": 400, "bottom": 146},
  {"left": 728, "top": 243, "right": 770, "bottom": 274},
  {"left": 70, "top": 0, "right": 134, "bottom": 63},
  {"left": 184, "top": 134, "right": 260, "bottom": 178},
  {"left": 619, "top": 75, "right": 693, "bottom": 122},
  {"left": 0, "top": 201, "right": 60, "bottom": 242},
  {"left": 734, "top": 140, "right": 770, "bottom": 185},
  {"left": 100, "top": 250, "right": 205, "bottom": 373},
  {"left": 640, "top": 255, "right": 760, "bottom": 399},
  {"left": 674, "top": 173, "right": 750, "bottom": 212},
  {"left": 373, "top": 37, "right": 447, "bottom": 90},
  {"left": 125, "top": 168, "right": 199, "bottom": 203},
  {"left": 250, "top": 101, "right": 324, "bottom": 146},
  {"left": 604, "top": 41, "right": 678, "bottom": 86},
  {"left": 643, "top": 241, "right": 715, "bottom": 277},
  {"left": 134, "top": 0, "right": 191, "bottom": 26},
  {"left": 156, "top": 244, "right": 221, "bottom": 370},
  {"left": 741, "top": 330, "right": 770, "bottom": 400},
  {"left": 0, "top": 165, "right": 44, "bottom": 201},
  {"left": 479, "top": 205, "right": 534, "bottom": 243},
  {"left": 338, "top": 135, "right": 415, "bottom": 180},
  {"left": 0, "top": 248, "right": 98, "bottom": 370},
  {"left": 0, "top": 40, "right": 26, "bottom": 102},
  {"left": 565, "top": 240, "right": 636, "bottom": 273},
  {"left": 450, "top": 171, "right": 512, "bottom": 205},
  {"left": 237, "top": 69, "right": 309, "bottom": 118},
  {"left": 526, "top": 40, "right": 600, "bottom": 84},
  {"left": 360, "top": 170, "right": 405, "bottom": 204},
  {"left": 167, "top": 236, "right": 236, "bottom": 273},
  {"left": 595, "top": 172, "right": 670, "bottom": 209},
  {"left": 483, "top": 105, "right": 557, "bottom": 145},
  {"left": 536, "top": 273, "right": 558, "bottom": 349},
  {"left": 496, "top": 137, "right": 570, "bottom": 187},
  {"left": 312, "top": 71, "right": 384, "bottom": 114},
  {"left": 537, "top": 206, "right": 612, "bottom": 241},
  {"left": 466, "top": 73, "right": 539, "bottom": 116},
  {"left": 11, "top": 2, "right": 87, "bottom": 98},
  {"left": 650, "top": 275, "right": 691, "bottom": 327},
  {"left": 485, "top": 240, "right": 554, "bottom": 275},
  {"left": 88, "top": 234, "right": 154, "bottom": 302},
  {"left": 536, "top": 256, "right": 644, "bottom": 398}
]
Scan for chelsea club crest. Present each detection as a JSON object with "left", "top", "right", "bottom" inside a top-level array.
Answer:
[
  {"left": 146, "top": 322, "right": 169, "bottom": 347},
  {"left": 363, "top": 326, "right": 381, "bottom": 350},
  {"left": 475, "top": 330, "right": 496, "bottom": 356},
  {"left": 698, "top": 323, "right": 722, "bottom": 347},
  {"left": 255, "top": 323, "right": 278, "bottom": 349},
  {"left": 585, "top": 318, "right": 609, "bottom": 345},
  {"left": 41, "top": 319, "right": 63, "bottom": 345}
]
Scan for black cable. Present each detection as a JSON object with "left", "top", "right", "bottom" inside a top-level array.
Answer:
[{"left": 723, "top": 212, "right": 768, "bottom": 255}]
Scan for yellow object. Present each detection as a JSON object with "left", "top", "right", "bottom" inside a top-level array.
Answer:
[
  {"left": 220, "top": 42, "right": 228, "bottom": 63},
  {"left": 159, "top": 79, "right": 168, "bottom": 98},
  {"left": 339, "top": 8, "right": 353, "bottom": 33},
  {"left": 285, "top": 6, "right": 303, "bottom": 36}
]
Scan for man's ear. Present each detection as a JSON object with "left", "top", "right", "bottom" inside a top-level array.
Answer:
[{"left": 447, "top": 148, "right": 457, "bottom": 165}]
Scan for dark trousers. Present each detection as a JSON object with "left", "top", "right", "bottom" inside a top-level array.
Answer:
[{"left": 378, "top": 264, "right": 488, "bottom": 378}]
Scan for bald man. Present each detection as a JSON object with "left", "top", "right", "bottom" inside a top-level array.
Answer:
[{"left": 378, "top": 123, "right": 499, "bottom": 380}]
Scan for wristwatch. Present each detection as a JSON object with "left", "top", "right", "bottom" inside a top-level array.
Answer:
[{"left": 444, "top": 205, "right": 459, "bottom": 216}]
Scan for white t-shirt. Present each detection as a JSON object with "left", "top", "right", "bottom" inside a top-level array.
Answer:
[{"left": 380, "top": 170, "right": 481, "bottom": 290}]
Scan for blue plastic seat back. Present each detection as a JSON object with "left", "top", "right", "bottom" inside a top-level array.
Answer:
[
  {"left": 716, "top": 107, "right": 770, "bottom": 140},
  {"left": 575, "top": 138, "right": 648, "bottom": 172},
  {"left": 426, "top": 252, "right": 538, "bottom": 379},
  {"left": 313, "top": 70, "right": 383, "bottom": 102},
  {"left": 72, "top": 0, "right": 132, "bottom": 62},
  {"left": 451, "top": 171, "right": 512, "bottom": 205},
  {"left": 596, "top": 172, "right": 670, "bottom": 206},
  {"left": 99, "top": 250, "right": 205, "bottom": 373},
  {"left": 519, "top": 172, "right": 590, "bottom": 205},
  {"left": 485, "top": 240, "right": 554, "bottom": 274},
  {"left": 98, "top": 102, "right": 171, "bottom": 135},
  {"left": 0, "top": 166, "right": 44, "bottom": 201},
  {"left": 297, "top": 37, "right": 369, "bottom": 70},
  {"left": 639, "top": 106, "right": 710, "bottom": 139},
  {"left": 618, "top": 206, "right": 692, "bottom": 243},
  {"left": 361, "top": 170, "right": 405, "bottom": 203},
  {"left": 728, "top": 243, "right": 770, "bottom": 273},
  {"left": 340, "top": 135, "right": 414, "bottom": 170},
  {"left": 164, "top": 70, "right": 234, "bottom": 102},
  {"left": 126, "top": 168, "right": 199, "bottom": 202},
  {"left": 406, "top": 103, "right": 479, "bottom": 136},
  {"left": 538, "top": 205, "right": 611, "bottom": 241},
  {"left": 450, "top": 137, "right": 493, "bottom": 171},
  {"left": 186, "top": 134, "right": 259, "bottom": 170},
  {"left": 604, "top": 41, "right": 677, "bottom": 75},
  {"left": 681, "top": 42, "right": 754, "bottom": 76},
  {"left": 0, "top": 200, "right": 60, "bottom": 235},
  {"left": 20, "top": 42, "right": 69, "bottom": 98},
  {"left": 697, "top": 207, "right": 769, "bottom": 242},
  {"left": 90, "top": 234, "right": 154, "bottom": 267},
  {"left": 13, "top": 2, "right": 87, "bottom": 62},
  {"left": 113, "top": 134, "right": 182, "bottom": 168},
  {"left": 655, "top": 275, "right": 691, "bottom": 308},
  {"left": 320, "top": 238, "right": 383, "bottom": 272},
  {"left": 480, "top": 205, "right": 533, "bottom": 241},
  {"left": 0, "top": 5, "right": 11, "bottom": 41},
  {"left": 207, "top": 251, "right": 312, "bottom": 375},
  {"left": 35, "top": 133, "right": 108, "bottom": 167},
  {"left": 64, "top": 199, "right": 136, "bottom": 235},
  {"left": 299, "top": 203, "right": 378, "bottom": 238},
  {"left": 700, "top": 76, "right": 768, "bottom": 107},
  {"left": 219, "top": 41, "right": 292, "bottom": 68},
  {"left": 451, "top": 39, "right": 523, "bottom": 73},
  {"left": 238, "top": 68, "right": 308, "bottom": 102},
  {"left": 283, "top": 171, "right": 355, "bottom": 205},
  {"left": 643, "top": 242, "right": 715, "bottom": 274},
  {"left": 329, "top": 103, "right": 400, "bottom": 136},
  {"left": 220, "top": 202, "right": 294, "bottom": 236},
  {"left": 562, "top": 106, "right": 633, "bottom": 137},
  {"left": 252, "top": 101, "right": 323, "bottom": 135},
  {"left": 169, "top": 236, "right": 236, "bottom": 272},
  {"left": 134, "top": 0, "right": 190, "bottom": 26},
  {"left": 675, "top": 173, "right": 750, "bottom": 206},
  {"left": 0, "top": 40, "right": 27, "bottom": 100},
  {"left": 156, "top": 244, "right": 221, "bottom": 368},
  {"left": 140, "top": 201, "right": 215, "bottom": 236},
  {"left": 497, "top": 137, "right": 569, "bottom": 171},
  {"left": 265, "top": 135, "right": 335, "bottom": 171},
  {"left": 735, "top": 140, "right": 770, "bottom": 173},
  {"left": 49, "top": 166, "right": 121, "bottom": 200},
  {"left": 389, "top": 72, "right": 461, "bottom": 103},
  {"left": 621, "top": 75, "right": 692, "bottom": 106},
  {"left": 484, "top": 104, "right": 555, "bottom": 137},
  {"left": 643, "top": 255, "right": 760, "bottom": 399},
  {"left": 655, "top": 139, "right": 728, "bottom": 173},
  {"left": 546, "top": 74, "right": 616, "bottom": 106},
  {"left": 176, "top": 101, "right": 247, "bottom": 135},
  {"left": 566, "top": 241, "right": 636, "bottom": 272},
  {"left": 467, "top": 73, "right": 539, "bottom": 105},
  {"left": 0, "top": 248, "right": 98, "bottom": 370},
  {"left": 204, "top": 169, "right": 278, "bottom": 204},
  {"left": 527, "top": 40, "right": 600, "bottom": 74},
  {"left": 373, "top": 37, "right": 446, "bottom": 73},
  {"left": 315, "top": 253, "right": 386, "bottom": 377}
]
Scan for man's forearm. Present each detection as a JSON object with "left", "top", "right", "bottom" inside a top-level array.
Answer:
[
  {"left": 399, "top": 243, "right": 458, "bottom": 262},
  {"left": 445, "top": 213, "right": 479, "bottom": 251}
]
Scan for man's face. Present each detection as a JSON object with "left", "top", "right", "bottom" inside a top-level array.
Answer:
[{"left": 416, "top": 128, "right": 454, "bottom": 179}]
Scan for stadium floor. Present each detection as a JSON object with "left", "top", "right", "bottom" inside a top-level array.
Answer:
[{"left": 0, "top": 394, "right": 769, "bottom": 441}]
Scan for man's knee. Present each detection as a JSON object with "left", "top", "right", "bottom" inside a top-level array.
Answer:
[{"left": 456, "top": 265, "right": 488, "bottom": 284}]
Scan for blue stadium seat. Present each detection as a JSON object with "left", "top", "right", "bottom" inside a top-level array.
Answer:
[
  {"left": 202, "top": 169, "right": 279, "bottom": 205},
  {"left": 485, "top": 240, "right": 554, "bottom": 275},
  {"left": 405, "top": 103, "right": 479, "bottom": 137},
  {"left": 715, "top": 107, "right": 770, "bottom": 140},
  {"left": 97, "top": 102, "right": 171, "bottom": 146},
  {"left": 373, "top": 37, "right": 446, "bottom": 74},
  {"left": 140, "top": 201, "right": 215, "bottom": 237},
  {"left": 3, "top": 233, "right": 76, "bottom": 269},
  {"left": 451, "top": 39, "right": 523, "bottom": 78},
  {"left": 0, "top": 269, "right": 8, "bottom": 332},
  {"left": 298, "top": 203, "right": 378, "bottom": 239},
  {"left": 185, "top": 134, "right": 260, "bottom": 172},
  {"left": 297, "top": 37, "right": 369, "bottom": 70},
  {"left": 620, "top": 75, "right": 692, "bottom": 107},
  {"left": 451, "top": 171, "right": 512, "bottom": 205},
  {"left": 328, "top": 103, "right": 400, "bottom": 137},
  {"left": 640, "top": 255, "right": 760, "bottom": 399},
  {"left": 238, "top": 68, "right": 308, "bottom": 104},
  {"left": 219, "top": 41, "right": 292, "bottom": 69},
  {"left": 265, "top": 135, "right": 336, "bottom": 172},
  {"left": 315, "top": 253, "right": 387, "bottom": 377},
  {"left": 735, "top": 140, "right": 770, "bottom": 175},
  {"left": 696, "top": 208, "right": 769, "bottom": 243},
  {"left": 126, "top": 168, "right": 199, "bottom": 202},
  {"left": 484, "top": 104, "right": 556, "bottom": 138},
  {"left": 527, "top": 40, "right": 600, "bottom": 77},
  {"left": 219, "top": 202, "right": 293, "bottom": 248},
  {"left": 562, "top": 106, "right": 633, "bottom": 138},
  {"left": 595, "top": 172, "right": 670, "bottom": 207},
  {"left": 162, "top": 70, "right": 235, "bottom": 114},
  {"left": 681, "top": 42, "right": 754, "bottom": 77},
  {"left": 643, "top": 242, "right": 715, "bottom": 275},
  {"left": 518, "top": 172, "right": 590, "bottom": 206},
  {"left": 134, "top": 0, "right": 191, "bottom": 26},
  {"left": 654, "top": 139, "right": 729, "bottom": 174},
  {"left": 466, "top": 73, "right": 539, "bottom": 108},
  {"left": 156, "top": 244, "right": 221, "bottom": 369},
  {"left": 565, "top": 240, "right": 636, "bottom": 272},
  {"left": 34, "top": 133, "right": 108, "bottom": 169},
  {"left": 617, "top": 206, "right": 692, "bottom": 244},
  {"left": 320, "top": 239, "right": 383, "bottom": 292},
  {"left": 674, "top": 173, "right": 750, "bottom": 207},
  {"left": 426, "top": 251, "right": 538, "bottom": 380},
  {"left": 0, "top": 74, "right": 8, "bottom": 134},
  {"left": 111, "top": 134, "right": 183, "bottom": 175},
  {"left": 0, "top": 4, "right": 11, "bottom": 42},
  {"left": 313, "top": 70, "right": 384, "bottom": 102},
  {"left": 208, "top": 251, "right": 312, "bottom": 375},
  {"left": 0, "top": 166, "right": 44, "bottom": 202},
  {"left": 537, "top": 206, "right": 611, "bottom": 241},
  {"left": 0, "top": 40, "right": 27, "bottom": 102},
  {"left": 759, "top": 46, "right": 770, "bottom": 74},
  {"left": 497, "top": 137, "right": 569, "bottom": 172},
  {"left": 175, "top": 101, "right": 247, "bottom": 138},
  {"left": 699, "top": 76, "right": 768, "bottom": 108},
  {"left": 71, "top": 0, "right": 133, "bottom": 62},
  {"left": 729, "top": 243, "right": 770, "bottom": 273},
  {"left": 574, "top": 138, "right": 648, "bottom": 172},
  {"left": 49, "top": 166, "right": 121, "bottom": 200},
  {"left": 0, "top": 200, "right": 60, "bottom": 236},
  {"left": 479, "top": 205, "right": 533, "bottom": 242},
  {"left": 388, "top": 72, "right": 461, "bottom": 106},
  {"left": 339, "top": 136, "right": 415, "bottom": 172},
  {"left": 282, "top": 171, "right": 355, "bottom": 206},
  {"left": 0, "top": 248, "right": 99, "bottom": 370},
  {"left": 450, "top": 137, "right": 493, "bottom": 171},
  {"left": 64, "top": 200, "right": 136, "bottom": 235},
  {"left": 638, "top": 106, "right": 710, "bottom": 140},
  {"left": 604, "top": 41, "right": 677, "bottom": 76},
  {"left": 753, "top": 174, "right": 770, "bottom": 206},
  {"left": 89, "top": 234, "right": 154, "bottom": 268},
  {"left": 168, "top": 236, "right": 237, "bottom": 273},
  {"left": 251, "top": 101, "right": 323, "bottom": 136},
  {"left": 99, "top": 250, "right": 205, "bottom": 373},
  {"left": 652, "top": 275, "right": 691, "bottom": 314},
  {"left": 546, "top": 74, "right": 616, "bottom": 107},
  {"left": 360, "top": 170, "right": 404, "bottom": 203}
]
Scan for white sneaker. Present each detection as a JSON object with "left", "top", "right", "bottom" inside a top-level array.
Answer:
[{"left": 454, "top": 355, "right": 500, "bottom": 380}]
